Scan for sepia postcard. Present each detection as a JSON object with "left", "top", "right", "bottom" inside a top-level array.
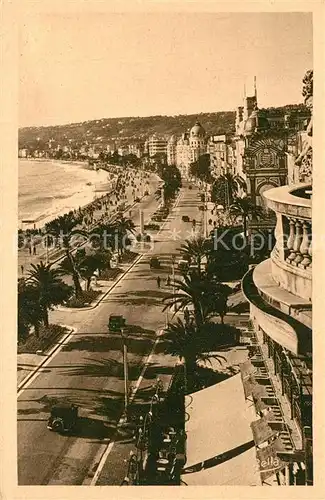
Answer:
[{"left": 1, "top": 0, "right": 324, "bottom": 499}]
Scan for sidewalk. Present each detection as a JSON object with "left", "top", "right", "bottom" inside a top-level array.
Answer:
[{"left": 92, "top": 339, "right": 177, "bottom": 486}]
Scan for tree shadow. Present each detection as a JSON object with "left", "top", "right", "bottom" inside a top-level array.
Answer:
[{"left": 62, "top": 334, "right": 154, "bottom": 354}]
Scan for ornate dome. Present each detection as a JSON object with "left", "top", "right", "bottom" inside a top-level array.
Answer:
[{"left": 190, "top": 120, "right": 206, "bottom": 138}]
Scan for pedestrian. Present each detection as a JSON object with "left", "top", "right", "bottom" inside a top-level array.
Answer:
[
  {"left": 33, "top": 245, "right": 36, "bottom": 255},
  {"left": 157, "top": 276, "right": 161, "bottom": 288},
  {"left": 21, "top": 264, "right": 24, "bottom": 275},
  {"left": 184, "top": 307, "right": 190, "bottom": 324},
  {"left": 166, "top": 275, "right": 171, "bottom": 287},
  {"left": 28, "top": 245, "right": 32, "bottom": 255}
]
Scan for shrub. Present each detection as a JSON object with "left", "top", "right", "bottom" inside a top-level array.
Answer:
[
  {"left": 66, "top": 290, "right": 101, "bottom": 308},
  {"left": 18, "top": 324, "right": 68, "bottom": 354}
]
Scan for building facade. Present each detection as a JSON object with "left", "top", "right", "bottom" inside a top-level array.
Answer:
[
  {"left": 168, "top": 120, "right": 208, "bottom": 178},
  {"left": 148, "top": 135, "right": 168, "bottom": 157},
  {"left": 242, "top": 71, "right": 313, "bottom": 485},
  {"left": 208, "top": 133, "right": 234, "bottom": 178}
]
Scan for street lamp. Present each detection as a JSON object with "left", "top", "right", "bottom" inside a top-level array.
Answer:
[
  {"left": 171, "top": 255, "right": 176, "bottom": 313},
  {"left": 121, "top": 326, "right": 129, "bottom": 416}
]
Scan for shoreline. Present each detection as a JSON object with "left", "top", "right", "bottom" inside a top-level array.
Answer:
[{"left": 19, "top": 159, "right": 117, "bottom": 230}]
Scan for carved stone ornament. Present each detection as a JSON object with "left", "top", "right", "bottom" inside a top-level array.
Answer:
[{"left": 295, "top": 70, "right": 313, "bottom": 183}]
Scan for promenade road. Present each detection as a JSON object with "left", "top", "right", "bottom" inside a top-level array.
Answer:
[{"left": 17, "top": 184, "right": 203, "bottom": 485}]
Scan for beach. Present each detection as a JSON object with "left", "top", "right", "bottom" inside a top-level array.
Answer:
[{"left": 18, "top": 159, "right": 115, "bottom": 229}]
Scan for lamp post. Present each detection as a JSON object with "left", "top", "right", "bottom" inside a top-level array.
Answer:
[
  {"left": 121, "top": 327, "right": 129, "bottom": 416},
  {"left": 171, "top": 254, "right": 176, "bottom": 313}
]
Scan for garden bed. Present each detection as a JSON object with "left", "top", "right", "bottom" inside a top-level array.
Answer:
[
  {"left": 100, "top": 267, "right": 122, "bottom": 281},
  {"left": 18, "top": 324, "right": 69, "bottom": 354},
  {"left": 65, "top": 289, "right": 102, "bottom": 308}
]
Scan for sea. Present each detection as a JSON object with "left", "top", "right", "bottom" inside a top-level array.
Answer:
[{"left": 18, "top": 159, "right": 113, "bottom": 229}]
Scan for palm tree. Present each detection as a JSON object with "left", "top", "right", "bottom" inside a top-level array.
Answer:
[
  {"left": 229, "top": 196, "right": 264, "bottom": 237},
  {"left": 162, "top": 319, "right": 211, "bottom": 378},
  {"left": 18, "top": 278, "right": 43, "bottom": 339},
  {"left": 46, "top": 213, "right": 87, "bottom": 297},
  {"left": 112, "top": 213, "right": 135, "bottom": 255},
  {"left": 25, "top": 262, "right": 73, "bottom": 328},
  {"left": 78, "top": 251, "right": 110, "bottom": 290},
  {"left": 211, "top": 172, "right": 246, "bottom": 208},
  {"left": 178, "top": 237, "right": 211, "bottom": 277},
  {"left": 163, "top": 272, "right": 231, "bottom": 327}
]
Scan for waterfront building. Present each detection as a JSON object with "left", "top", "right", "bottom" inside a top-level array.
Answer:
[
  {"left": 242, "top": 70, "right": 313, "bottom": 485},
  {"left": 208, "top": 133, "right": 233, "bottom": 178},
  {"left": 174, "top": 120, "right": 207, "bottom": 178},
  {"left": 148, "top": 134, "right": 168, "bottom": 157},
  {"left": 167, "top": 135, "right": 177, "bottom": 166},
  {"left": 233, "top": 77, "right": 310, "bottom": 232},
  {"left": 175, "top": 133, "right": 191, "bottom": 177}
]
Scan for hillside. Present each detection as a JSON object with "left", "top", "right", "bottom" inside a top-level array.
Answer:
[
  {"left": 18, "top": 112, "right": 235, "bottom": 150},
  {"left": 18, "top": 104, "right": 307, "bottom": 150}
]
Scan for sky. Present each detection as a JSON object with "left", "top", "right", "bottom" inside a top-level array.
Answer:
[{"left": 19, "top": 11, "right": 313, "bottom": 127}]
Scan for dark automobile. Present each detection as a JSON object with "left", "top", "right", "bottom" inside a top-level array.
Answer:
[
  {"left": 108, "top": 315, "right": 126, "bottom": 332},
  {"left": 182, "top": 215, "right": 190, "bottom": 222},
  {"left": 150, "top": 256, "right": 161, "bottom": 269},
  {"left": 152, "top": 215, "right": 163, "bottom": 222},
  {"left": 47, "top": 403, "right": 78, "bottom": 433}
]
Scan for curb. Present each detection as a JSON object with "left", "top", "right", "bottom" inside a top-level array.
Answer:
[
  {"left": 58, "top": 191, "right": 183, "bottom": 312},
  {"left": 17, "top": 325, "right": 75, "bottom": 392}
]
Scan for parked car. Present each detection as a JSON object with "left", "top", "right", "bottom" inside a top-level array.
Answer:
[
  {"left": 47, "top": 404, "right": 78, "bottom": 434},
  {"left": 144, "top": 223, "right": 160, "bottom": 231},
  {"left": 108, "top": 315, "right": 126, "bottom": 332},
  {"left": 152, "top": 215, "right": 162, "bottom": 222},
  {"left": 134, "top": 197, "right": 141, "bottom": 203},
  {"left": 182, "top": 215, "right": 190, "bottom": 222},
  {"left": 150, "top": 257, "right": 161, "bottom": 269}
]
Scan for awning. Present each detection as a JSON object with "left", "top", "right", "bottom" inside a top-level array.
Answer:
[
  {"left": 182, "top": 373, "right": 260, "bottom": 485},
  {"left": 242, "top": 374, "right": 267, "bottom": 400},
  {"left": 256, "top": 443, "right": 286, "bottom": 482},
  {"left": 253, "top": 396, "right": 269, "bottom": 414},
  {"left": 251, "top": 417, "right": 278, "bottom": 446},
  {"left": 239, "top": 360, "right": 255, "bottom": 380}
]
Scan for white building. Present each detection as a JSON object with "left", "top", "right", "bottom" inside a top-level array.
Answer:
[
  {"left": 148, "top": 135, "right": 167, "bottom": 157},
  {"left": 167, "top": 135, "right": 177, "bottom": 165},
  {"left": 174, "top": 120, "right": 207, "bottom": 178}
]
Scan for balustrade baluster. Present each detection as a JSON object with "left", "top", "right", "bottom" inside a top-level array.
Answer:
[
  {"left": 293, "top": 220, "right": 303, "bottom": 264},
  {"left": 286, "top": 218, "right": 296, "bottom": 262},
  {"left": 300, "top": 221, "right": 312, "bottom": 268},
  {"left": 308, "top": 238, "right": 312, "bottom": 267}
]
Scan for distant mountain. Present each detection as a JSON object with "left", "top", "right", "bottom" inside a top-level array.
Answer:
[{"left": 18, "top": 104, "right": 307, "bottom": 150}]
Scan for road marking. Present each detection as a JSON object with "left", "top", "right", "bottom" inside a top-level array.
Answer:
[
  {"left": 17, "top": 192, "right": 181, "bottom": 395},
  {"left": 89, "top": 331, "right": 163, "bottom": 486},
  {"left": 17, "top": 326, "right": 77, "bottom": 397}
]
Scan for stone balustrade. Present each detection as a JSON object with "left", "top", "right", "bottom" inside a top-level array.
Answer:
[{"left": 262, "top": 184, "right": 312, "bottom": 302}]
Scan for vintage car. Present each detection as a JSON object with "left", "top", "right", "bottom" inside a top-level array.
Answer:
[
  {"left": 181, "top": 215, "right": 190, "bottom": 222},
  {"left": 47, "top": 403, "right": 78, "bottom": 433},
  {"left": 150, "top": 256, "right": 161, "bottom": 269},
  {"left": 108, "top": 315, "right": 126, "bottom": 332}
]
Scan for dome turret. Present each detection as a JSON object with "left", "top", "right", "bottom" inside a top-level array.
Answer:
[
  {"left": 244, "top": 106, "right": 269, "bottom": 136},
  {"left": 190, "top": 120, "right": 206, "bottom": 138}
]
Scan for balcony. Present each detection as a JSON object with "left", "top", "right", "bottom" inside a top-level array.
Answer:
[{"left": 262, "top": 184, "right": 312, "bottom": 303}]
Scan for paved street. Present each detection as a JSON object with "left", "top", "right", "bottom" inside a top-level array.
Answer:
[{"left": 17, "top": 184, "right": 203, "bottom": 485}]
